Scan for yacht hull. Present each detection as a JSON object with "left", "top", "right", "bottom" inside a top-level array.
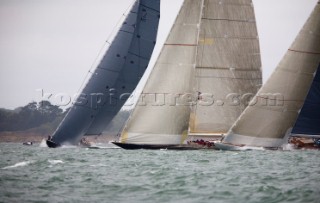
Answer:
[
  {"left": 46, "top": 140, "right": 61, "bottom": 148},
  {"left": 112, "top": 142, "right": 216, "bottom": 150}
]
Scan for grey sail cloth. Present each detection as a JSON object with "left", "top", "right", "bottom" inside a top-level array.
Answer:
[
  {"left": 223, "top": 1, "right": 320, "bottom": 147},
  {"left": 120, "top": 0, "right": 204, "bottom": 145},
  {"left": 189, "top": 0, "right": 262, "bottom": 137},
  {"left": 51, "top": 0, "right": 160, "bottom": 145}
]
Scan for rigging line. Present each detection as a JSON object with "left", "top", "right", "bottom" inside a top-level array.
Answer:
[
  {"left": 73, "top": 0, "right": 137, "bottom": 97},
  {"left": 105, "top": 0, "right": 137, "bottom": 45},
  {"left": 92, "top": 0, "right": 136, "bottom": 71},
  {"left": 90, "top": 0, "right": 137, "bottom": 71},
  {"left": 194, "top": 0, "right": 208, "bottom": 116},
  {"left": 192, "top": 0, "right": 206, "bottom": 123}
]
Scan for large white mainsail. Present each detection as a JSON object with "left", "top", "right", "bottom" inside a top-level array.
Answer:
[
  {"left": 188, "top": 0, "right": 262, "bottom": 139},
  {"left": 48, "top": 0, "right": 160, "bottom": 147},
  {"left": 118, "top": 0, "right": 204, "bottom": 146},
  {"left": 220, "top": 1, "right": 320, "bottom": 148}
]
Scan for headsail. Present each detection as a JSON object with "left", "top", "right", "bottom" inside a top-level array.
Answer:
[
  {"left": 222, "top": 2, "right": 320, "bottom": 148},
  {"left": 119, "top": 0, "right": 204, "bottom": 145},
  {"left": 188, "top": 0, "right": 262, "bottom": 139},
  {"left": 51, "top": 0, "right": 160, "bottom": 145},
  {"left": 292, "top": 64, "right": 320, "bottom": 136}
]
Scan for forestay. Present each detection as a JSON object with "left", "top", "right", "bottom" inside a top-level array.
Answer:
[
  {"left": 51, "top": 0, "right": 160, "bottom": 145},
  {"left": 223, "top": 1, "right": 320, "bottom": 147}
]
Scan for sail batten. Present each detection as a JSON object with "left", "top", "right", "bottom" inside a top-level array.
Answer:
[{"left": 222, "top": 3, "right": 320, "bottom": 147}]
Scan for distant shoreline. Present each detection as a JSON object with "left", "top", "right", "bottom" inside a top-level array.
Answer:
[
  {"left": 0, "top": 132, "right": 45, "bottom": 143},
  {"left": 0, "top": 132, "right": 115, "bottom": 143}
]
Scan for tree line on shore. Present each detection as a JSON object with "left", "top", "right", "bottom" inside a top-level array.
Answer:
[
  {"left": 0, "top": 101, "right": 130, "bottom": 136},
  {"left": 0, "top": 101, "right": 67, "bottom": 133}
]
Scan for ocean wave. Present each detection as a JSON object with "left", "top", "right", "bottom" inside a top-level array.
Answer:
[
  {"left": 48, "top": 160, "right": 64, "bottom": 165},
  {"left": 39, "top": 139, "right": 48, "bottom": 148},
  {"left": 2, "top": 161, "right": 34, "bottom": 169}
]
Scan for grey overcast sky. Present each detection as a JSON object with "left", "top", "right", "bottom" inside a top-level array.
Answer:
[{"left": 0, "top": 0, "right": 318, "bottom": 109}]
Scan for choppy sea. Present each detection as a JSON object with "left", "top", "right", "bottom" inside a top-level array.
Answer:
[{"left": 0, "top": 142, "right": 319, "bottom": 203}]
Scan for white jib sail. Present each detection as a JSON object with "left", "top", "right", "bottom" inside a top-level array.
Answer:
[{"left": 120, "top": 0, "right": 204, "bottom": 145}]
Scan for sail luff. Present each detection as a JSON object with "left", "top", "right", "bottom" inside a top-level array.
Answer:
[
  {"left": 85, "top": 0, "right": 161, "bottom": 135},
  {"left": 120, "top": 0, "right": 204, "bottom": 145},
  {"left": 188, "top": 0, "right": 262, "bottom": 138},
  {"left": 51, "top": 0, "right": 160, "bottom": 145},
  {"left": 222, "top": 2, "right": 320, "bottom": 147}
]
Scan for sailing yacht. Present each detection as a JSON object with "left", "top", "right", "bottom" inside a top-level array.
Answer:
[
  {"left": 47, "top": 0, "right": 160, "bottom": 148},
  {"left": 114, "top": 0, "right": 262, "bottom": 150},
  {"left": 215, "top": 1, "right": 320, "bottom": 150}
]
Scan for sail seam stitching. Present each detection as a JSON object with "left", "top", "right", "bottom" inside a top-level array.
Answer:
[
  {"left": 256, "top": 96, "right": 305, "bottom": 102},
  {"left": 120, "top": 30, "right": 134, "bottom": 35},
  {"left": 288, "top": 49, "right": 320, "bottom": 55},
  {"left": 128, "top": 51, "right": 149, "bottom": 60},
  {"left": 164, "top": 43, "right": 197, "bottom": 46},
  {"left": 202, "top": 17, "right": 255, "bottom": 23},
  {"left": 210, "top": 3, "right": 253, "bottom": 6},
  {"left": 195, "top": 76, "right": 262, "bottom": 80},
  {"left": 140, "top": 4, "right": 160, "bottom": 13},
  {"left": 196, "top": 67, "right": 261, "bottom": 71},
  {"left": 211, "top": 36, "right": 258, "bottom": 40},
  {"left": 97, "top": 67, "right": 121, "bottom": 73}
]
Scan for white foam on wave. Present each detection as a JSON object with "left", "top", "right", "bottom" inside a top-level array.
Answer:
[
  {"left": 281, "top": 143, "right": 295, "bottom": 151},
  {"left": 89, "top": 164, "right": 108, "bottom": 167},
  {"left": 88, "top": 143, "right": 120, "bottom": 149},
  {"left": 241, "top": 146, "right": 265, "bottom": 151},
  {"left": 48, "top": 160, "right": 64, "bottom": 165},
  {"left": 39, "top": 139, "right": 48, "bottom": 148},
  {"left": 2, "top": 161, "right": 34, "bottom": 169},
  {"left": 61, "top": 145, "right": 77, "bottom": 149}
]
